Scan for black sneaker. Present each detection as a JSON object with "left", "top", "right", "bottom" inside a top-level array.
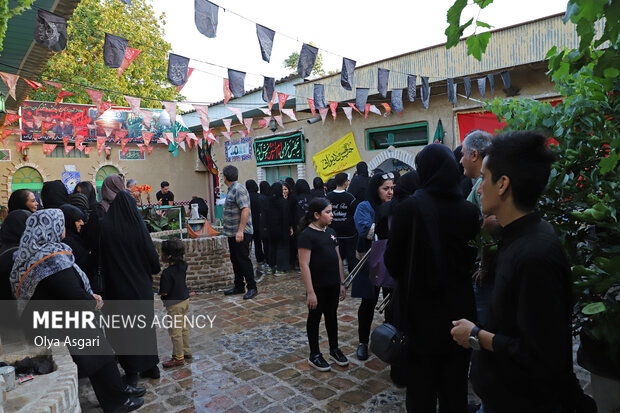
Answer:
[
  {"left": 308, "top": 353, "right": 331, "bottom": 372},
  {"left": 329, "top": 348, "right": 349, "bottom": 366},
  {"left": 224, "top": 287, "right": 245, "bottom": 296}
]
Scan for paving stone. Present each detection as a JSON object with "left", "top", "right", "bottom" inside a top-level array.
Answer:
[
  {"left": 165, "top": 394, "right": 192, "bottom": 407},
  {"left": 349, "top": 367, "right": 374, "bottom": 380},
  {"left": 241, "top": 394, "right": 270, "bottom": 410},
  {"left": 274, "top": 368, "right": 301, "bottom": 380},
  {"left": 250, "top": 374, "right": 279, "bottom": 390},
  {"left": 204, "top": 395, "right": 234, "bottom": 410},
  {"left": 234, "top": 368, "right": 262, "bottom": 381},
  {"left": 341, "top": 389, "right": 373, "bottom": 404},
  {"left": 262, "top": 385, "right": 296, "bottom": 401},
  {"left": 258, "top": 362, "right": 286, "bottom": 373},
  {"left": 309, "top": 386, "right": 337, "bottom": 400},
  {"left": 328, "top": 377, "right": 357, "bottom": 390},
  {"left": 364, "top": 358, "right": 388, "bottom": 371},
  {"left": 282, "top": 394, "right": 314, "bottom": 411}
]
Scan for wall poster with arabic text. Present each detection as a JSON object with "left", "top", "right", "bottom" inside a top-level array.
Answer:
[
  {"left": 253, "top": 132, "right": 304, "bottom": 166},
  {"left": 312, "top": 132, "right": 362, "bottom": 180}
]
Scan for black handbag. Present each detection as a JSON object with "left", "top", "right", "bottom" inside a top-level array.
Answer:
[{"left": 369, "top": 201, "right": 417, "bottom": 365}]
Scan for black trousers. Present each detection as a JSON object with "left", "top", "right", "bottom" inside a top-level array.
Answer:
[
  {"left": 337, "top": 235, "right": 358, "bottom": 274},
  {"left": 228, "top": 234, "right": 256, "bottom": 290},
  {"left": 307, "top": 284, "right": 341, "bottom": 356},
  {"left": 268, "top": 238, "right": 291, "bottom": 271},
  {"left": 89, "top": 360, "right": 128, "bottom": 412},
  {"left": 405, "top": 351, "right": 470, "bottom": 413},
  {"left": 253, "top": 235, "right": 265, "bottom": 263},
  {"left": 358, "top": 286, "right": 393, "bottom": 344}
]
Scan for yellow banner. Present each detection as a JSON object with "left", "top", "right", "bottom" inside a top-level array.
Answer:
[{"left": 312, "top": 132, "right": 362, "bottom": 180}]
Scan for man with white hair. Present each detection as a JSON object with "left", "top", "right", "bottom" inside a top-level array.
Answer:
[{"left": 460, "top": 130, "right": 493, "bottom": 212}]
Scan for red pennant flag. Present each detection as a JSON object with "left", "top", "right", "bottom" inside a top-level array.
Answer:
[
  {"left": 62, "top": 136, "right": 70, "bottom": 147},
  {"left": 307, "top": 98, "right": 316, "bottom": 117},
  {"left": 84, "top": 147, "right": 93, "bottom": 155},
  {"left": 278, "top": 93, "right": 289, "bottom": 111},
  {"left": 121, "top": 146, "right": 130, "bottom": 155},
  {"left": 44, "top": 81, "right": 62, "bottom": 89},
  {"left": 348, "top": 102, "right": 361, "bottom": 115},
  {"left": 76, "top": 144, "right": 85, "bottom": 152},
  {"left": 115, "top": 129, "right": 128, "bottom": 140},
  {"left": 75, "top": 136, "right": 85, "bottom": 147},
  {"left": 17, "top": 141, "right": 33, "bottom": 153},
  {"left": 281, "top": 108, "right": 297, "bottom": 121},
  {"left": 177, "top": 131, "right": 188, "bottom": 141},
  {"left": 0, "top": 72, "right": 19, "bottom": 100},
  {"left": 43, "top": 144, "right": 57, "bottom": 155},
  {"left": 258, "top": 119, "right": 268, "bottom": 129},
  {"left": 147, "top": 146, "right": 154, "bottom": 155},
  {"left": 139, "top": 145, "right": 147, "bottom": 156},
  {"left": 117, "top": 48, "right": 141, "bottom": 77},
  {"left": 221, "top": 131, "right": 233, "bottom": 140},
  {"left": 86, "top": 89, "right": 103, "bottom": 111},
  {"left": 176, "top": 67, "right": 195, "bottom": 92},
  {"left": 274, "top": 115, "right": 284, "bottom": 128},
  {"left": 65, "top": 145, "right": 73, "bottom": 156},
  {"left": 3, "top": 114, "right": 20, "bottom": 126},
  {"left": 223, "top": 79, "right": 232, "bottom": 105},
  {"left": 124, "top": 96, "right": 141, "bottom": 116},
  {"left": 239, "top": 130, "right": 249, "bottom": 138},
  {"left": 41, "top": 121, "right": 54, "bottom": 134},
  {"left": 23, "top": 79, "right": 44, "bottom": 90},
  {"left": 142, "top": 131, "right": 154, "bottom": 146},
  {"left": 381, "top": 103, "right": 392, "bottom": 116},
  {"left": 329, "top": 102, "right": 338, "bottom": 121},
  {"left": 97, "top": 137, "right": 107, "bottom": 149},
  {"left": 1, "top": 129, "right": 15, "bottom": 143},
  {"left": 319, "top": 108, "right": 329, "bottom": 124},
  {"left": 243, "top": 118, "right": 253, "bottom": 132},
  {"left": 121, "top": 138, "right": 130, "bottom": 149},
  {"left": 364, "top": 104, "right": 371, "bottom": 119},
  {"left": 98, "top": 102, "right": 113, "bottom": 117},
  {"left": 33, "top": 133, "right": 41, "bottom": 143},
  {"left": 55, "top": 90, "right": 75, "bottom": 105},
  {"left": 140, "top": 110, "right": 153, "bottom": 128},
  {"left": 268, "top": 91, "right": 276, "bottom": 112},
  {"left": 105, "top": 147, "right": 111, "bottom": 156}
]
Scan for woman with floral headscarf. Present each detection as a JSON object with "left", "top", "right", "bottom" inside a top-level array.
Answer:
[
  {"left": 9, "top": 209, "right": 146, "bottom": 412},
  {"left": 100, "top": 174, "right": 125, "bottom": 213}
]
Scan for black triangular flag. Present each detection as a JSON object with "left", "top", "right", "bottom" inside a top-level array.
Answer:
[
  {"left": 477, "top": 78, "right": 486, "bottom": 98},
  {"left": 447, "top": 78, "right": 455, "bottom": 103},
  {"left": 500, "top": 71, "right": 511, "bottom": 89},
  {"left": 228, "top": 69, "right": 246, "bottom": 98},
  {"left": 256, "top": 24, "right": 275, "bottom": 63},
  {"left": 355, "top": 88, "right": 369, "bottom": 113},
  {"left": 103, "top": 33, "right": 128, "bottom": 68},
  {"left": 341, "top": 58, "right": 356, "bottom": 91},
  {"left": 391, "top": 89, "right": 404, "bottom": 113},
  {"left": 262, "top": 77, "right": 275, "bottom": 103},
  {"left": 195, "top": 0, "right": 219, "bottom": 38},
  {"left": 298, "top": 43, "right": 318, "bottom": 79},
  {"left": 487, "top": 74, "right": 495, "bottom": 95},
  {"left": 314, "top": 84, "right": 326, "bottom": 109},
  {"left": 421, "top": 77, "right": 430, "bottom": 109},
  {"left": 407, "top": 75, "right": 417, "bottom": 102},
  {"left": 464, "top": 77, "right": 471, "bottom": 99},
  {"left": 34, "top": 9, "right": 67, "bottom": 52},
  {"left": 168, "top": 54, "right": 189, "bottom": 86},
  {"left": 378, "top": 68, "right": 390, "bottom": 98}
]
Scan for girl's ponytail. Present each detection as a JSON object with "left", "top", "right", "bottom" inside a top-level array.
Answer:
[{"left": 297, "top": 197, "right": 331, "bottom": 234}]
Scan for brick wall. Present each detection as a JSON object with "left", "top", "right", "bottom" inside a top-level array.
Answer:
[{"left": 151, "top": 235, "right": 234, "bottom": 293}]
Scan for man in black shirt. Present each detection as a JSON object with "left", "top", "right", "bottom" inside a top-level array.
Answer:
[
  {"left": 156, "top": 181, "right": 174, "bottom": 206},
  {"left": 326, "top": 173, "right": 358, "bottom": 273},
  {"left": 450, "top": 131, "right": 575, "bottom": 412}
]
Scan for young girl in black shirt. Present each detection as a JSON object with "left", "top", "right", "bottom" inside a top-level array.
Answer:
[{"left": 298, "top": 198, "right": 348, "bottom": 371}]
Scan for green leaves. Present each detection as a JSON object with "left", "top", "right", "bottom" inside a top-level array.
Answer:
[
  {"left": 582, "top": 302, "right": 607, "bottom": 315},
  {"left": 466, "top": 32, "right": 491, "bottom": 61},
  {"left": 445, "top": 0, "right": 469, "bottom": 48}
]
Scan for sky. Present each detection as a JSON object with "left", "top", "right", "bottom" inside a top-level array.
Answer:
[{"left": 149, "top": 0, "right": 569, "bottom": 107}]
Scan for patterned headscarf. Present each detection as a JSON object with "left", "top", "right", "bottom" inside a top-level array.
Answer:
[
  {"left": 101, "top": 174, "right": 125, "bottom": 212},
  {"left": 9, "top": 209, "right": 93, "bottom": 311}
]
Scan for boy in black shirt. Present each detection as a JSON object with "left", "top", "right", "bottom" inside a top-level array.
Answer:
[
  {"left": 326, "top": 173, "right": 358, "bottom": 273},
  {"left": 450, "top": 131, "right": 577, "bottom": 412},
  {"left": 159, "top": 239, "right": 191, "bottom": 368},
  {"left": 156, "top": 181, "right": 174, "bottom": 206}
]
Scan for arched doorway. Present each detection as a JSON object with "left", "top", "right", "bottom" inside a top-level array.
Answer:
[
  {"left": 12, "top": 166, "right": 44, "bottom": 198},
  {"left": 95, "top": 165, "right": 120, "bottom": 200},
  {"left": 367, "top": 146, "right": 416, "bottom": 174}
]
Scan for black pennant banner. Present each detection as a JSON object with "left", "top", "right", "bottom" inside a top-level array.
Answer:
[
  {"left": 341, "top": 58, "right": 356, "bottom": 91},
  {"left": 500, "top": 71, "right": 511, "bottom": 89},
  {"left": 298, "top": 43, "right": 318, "bottom": 79},
  {"left": 477, "top": 78, "right": 486, "bottom": 98},
  {"left": 407, "top": 75, "right": 417, "bottom": 102},
  {"left": 378, "top": 68, "right": 389, "bottom": 98},
  {"left": 262, "top": 77, "right": 275, "bottom": 103},
  {"left": 168, "top": 54, "right": 190, "bottom": 86},
  {"left": 421, "top": 77, "right": 430, "bottom": 109},
  {"left": 313, "top": 84, "right": 326, "bottom": 109},
  {"left": 355, "top": 88, "right": 369, "bottom": 113},
  {"left": 391, "top": 89, "right": 403, "bottom": 113},
  {"left": 103, "top": 33, "right": 128, "bottom": 68},
  {"left": 195, "top": 0, "right": 219, "bottom": 38},
  {"left": 464, "top": 77, "right": 471, "bottom": 99},
  {"left": 34, "top": 9, "right": 67, "bottom": 52},
  {"left": 228, "top": 69, "right": 246, "bottom": 98},
  {"left": 487, "top": 74, "right": 495, "bottom": 95},
  {"left": 256, "top": 24, "right": 275, "bottom": 63},
  {"left": 447, "top": 78, "right": 455, "bottom": 103}
]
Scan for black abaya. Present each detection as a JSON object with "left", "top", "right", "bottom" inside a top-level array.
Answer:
[{"left": 100, "top": 191, "right": 160, "bottom": 373}]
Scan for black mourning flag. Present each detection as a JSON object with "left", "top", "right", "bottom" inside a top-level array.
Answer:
[
  {"left": 355, "top": 88, "right": 369, "bottom": 113},
  {"left": 228, "top": 69, "right": 246, "bottom": 98},
  {"left": 195, "top": 0, "right": 219, "bottom": 38},
  {"left": 391, "top": 89, "right": 404, "bottom": 113},
  {"left": 298, "top": 43, "right": 318, "bottom": 79},
  {"left": 407, "top": 75, "right": 417, "bottom": 102},
  {"left": 487, "top": 74, "right": 495, "bottom": 95},
  {"left": 464, "top": 77, "right": 472, "bottom": 99},
  {"left": 167, "top": 54, "right": 190, "bottom": 86},
  {"left": 34, "top": 9, "right": 67, "bottom": 52},
  {"left": 313, "top": 84, "right": 326, "bottom": 109},
  {"left": 341, "top": 58, "right": 356, "bottom": 91},
  {"left": 421, "top": 77, "right": 430, "bottom": 109},
  {"left": 378, "top": 68, "right": 389, "bottom": 98},
  {"left": 256, "top": 24, "right": 275, "bottom": 63},
  {"left": 500, "top": 71, "right": 511, "bottom": 89},
  {"left": 477, "top": 78, "right": 486, "bottom": 98},
  {"left": 103, "top": 33, "right": 128, "bottom": 68},
  {"left": 447, "top": 78, "right": 455, "bottom": 103},
  {"left": 262, "top": 77, "right": 275, "bottom": 103}
]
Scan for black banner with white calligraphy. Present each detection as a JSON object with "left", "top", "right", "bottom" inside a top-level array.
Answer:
[{"left": 253, "top": 132, "right": 304, "bottom": 166}]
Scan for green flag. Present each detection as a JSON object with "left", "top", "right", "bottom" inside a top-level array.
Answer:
[{"left": 433, "top": 119, "right": 444, "bottom": 144}]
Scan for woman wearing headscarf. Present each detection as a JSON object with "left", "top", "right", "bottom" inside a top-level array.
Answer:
[
  {"left": 258, "top": 181, "right": 271, "bottom": 270},
  {"left": 0, "top": 210, "right": 31, "bottom": 303},
  {"left": 40, "top": 180, "right": 69, "bottom": 209},
  {"left": 100, "top": 174, "right": 125, "bottom": 213},
  {"left": 8, "top": 189, "right": 39, "bottom": 213},
  {"left": 384, "top": 144, "right": 479, "bottom": 412},
  {"left": 100, "top": 191, "right": 161, "bottom": 386},
  {"left": 265, "top": 182, "right": 292, "bottom": 275},
  {"left": 352, "top": 172, "right": 394, "bottom": 361},
  {"left": 9, "top": 209, "right": 145, "bottom": 412},
  {"left": 309, "top": 177, "right": 325, "bottom": 200},
  {"left": 245, "top": 180, "right": 265, "bottom": 266},
  {"left": 59, "top": 204, "right": 89, "bottom": 274},
  {"left": 348, "top": 161, "right": 370, "bottom": 202}
]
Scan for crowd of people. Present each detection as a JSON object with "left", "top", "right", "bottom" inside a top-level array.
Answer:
[{"left": 0, "top": 130, "right": 594, "bottom": 412}]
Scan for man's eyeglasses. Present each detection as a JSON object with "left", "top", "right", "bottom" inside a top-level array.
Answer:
[{"left": 381, "top": 172, "right": 395, "bottom": 180}]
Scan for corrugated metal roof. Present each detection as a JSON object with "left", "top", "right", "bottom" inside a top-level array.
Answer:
[{"left": 295, "top": 13, "right": 582, "bottom": 111}]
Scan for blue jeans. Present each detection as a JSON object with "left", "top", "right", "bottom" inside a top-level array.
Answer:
[{"left": 473, "top": 282, "right": 493, "bottom": 327}]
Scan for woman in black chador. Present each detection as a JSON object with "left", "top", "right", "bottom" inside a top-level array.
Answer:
[
  {"left": 265, "top": 182, "right": 292, "bottom": 275},
  {"left": 100, "top": 191, "right": 161, "bottom": 386},
  {"left": 384, "top": 144, "right": 479, "bottom": 412}
]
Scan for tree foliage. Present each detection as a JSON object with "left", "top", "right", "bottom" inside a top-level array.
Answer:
[
  {"left": 283, "top": 42, "right": 325, "bottom": 77},
  {"left": 0, "top": 0, "right": 37, "bottom": 54},
  {"left": 445, "top": 0, "right": 620, "bottom": 356},
  {"left": 30, "top": 0, "right": 183, "bottom": 108}
]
